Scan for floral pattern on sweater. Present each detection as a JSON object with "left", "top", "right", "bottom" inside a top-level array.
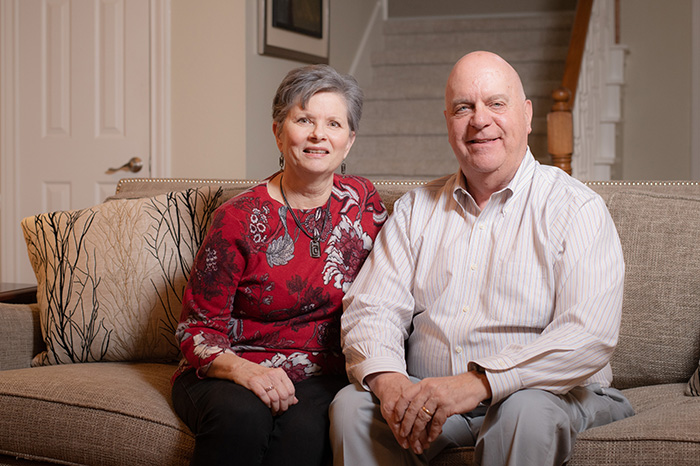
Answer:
[{"left": 174, "top": 175, "right": 386, "bottom": 383}]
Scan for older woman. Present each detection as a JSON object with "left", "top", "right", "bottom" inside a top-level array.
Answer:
[{"left": 171, "top": 64, "right": 386, "bottom": 466}]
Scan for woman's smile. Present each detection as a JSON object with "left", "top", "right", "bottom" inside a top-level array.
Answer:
[{"left": 274, "top": 91, "right": 355, "bottom": 178}]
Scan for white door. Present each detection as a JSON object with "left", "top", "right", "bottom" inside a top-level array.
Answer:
[{"left": 2, "top": 0, "right": 161, "bottom": 284}]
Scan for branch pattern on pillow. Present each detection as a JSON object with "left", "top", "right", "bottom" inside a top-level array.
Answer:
[
  {"left": 688, "top": 363, "right": 699, "bottom": 396},
  {"left": 22, "top": 187, "right": 223, "bottom": 366}
]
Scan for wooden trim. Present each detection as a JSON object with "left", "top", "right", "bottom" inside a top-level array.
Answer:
[
  {"left": 561, "top": 0, "right": 594, "bottom": 105},
  {"left": 0, "top": 282, "right": 37, "bottom": 304},
  {"left": 548, "top": 0, "right": 594, "bottom": 175},
  {"left": 548, "top": 88, "right": 573, "bottom": 175}
]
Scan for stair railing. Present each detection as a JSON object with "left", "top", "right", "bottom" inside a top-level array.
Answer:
[{"left": 547, "top": 0, "right": 594, "bottom": 175}]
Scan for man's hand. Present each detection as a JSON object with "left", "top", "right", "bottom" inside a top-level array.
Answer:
[
  {"left": 365, "top": 372, "right": 417, "bottom": 450},
  {"left": 367, "top": 370, "right": 491, "bottom": 455},
  {"left": 400, "top": 371, "right": 491, "bottom": 453}
]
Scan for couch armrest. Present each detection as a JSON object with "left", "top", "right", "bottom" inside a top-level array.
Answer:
[{"left": 0, "top": 303, "right": 44, "bottom": 370}]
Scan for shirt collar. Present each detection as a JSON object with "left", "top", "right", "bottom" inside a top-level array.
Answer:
[
  {"left": 505, "top": 147, "right": 536, "bottom": 196},
  {"left": 452, "top": 147, "right": 537, "bottom": 213}
]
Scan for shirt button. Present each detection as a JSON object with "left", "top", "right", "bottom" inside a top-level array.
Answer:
[
  {"left": 470, "top": 264, "right": 477, "bottom": 271},
  {"left": 455, "top": 346, "right": 463, "bottom": 354},
  {"left": 462, "top": 306, "right": 469, "bottom": 313},
  {"left": 479, "top": 224, "right": 485, "bottom": 230}
]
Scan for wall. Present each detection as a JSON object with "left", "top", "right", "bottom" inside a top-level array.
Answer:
[
  {"left": 170, "top": 0, "right": 247, "bottom": 179},
  {"left": 244, "top": 0, "right": 379, "bottom": 180},
  {"left": 387, "top": 0, "right": 576, "bottom": 17},
  {"left": 169, "top": 0, "right": 697, "bottom": 181},
  {"left": 619, "top": 0, "right": 693, "bottom": 179},
  {"left": 170, "top": 0, "right": 379, "bottom": 181}
]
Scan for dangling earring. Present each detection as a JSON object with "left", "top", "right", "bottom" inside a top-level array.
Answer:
[
  {"left": 341, "top": 161, "right": 346, "bottom": 176},
  {"left": 279, "top": 153, "right": 285, "bottom": 171}
]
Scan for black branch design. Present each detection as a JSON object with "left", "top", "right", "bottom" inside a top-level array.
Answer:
[
  {"left": 23, "top": 209, "right": 111, "bottom": 364},
  {"left": 143, "top": 187, "right": 223, "bottom": 354}
]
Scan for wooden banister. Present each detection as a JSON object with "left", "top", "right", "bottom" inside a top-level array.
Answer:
[{"left": 548, "top": 0, "right": 594, "bottom": 175}]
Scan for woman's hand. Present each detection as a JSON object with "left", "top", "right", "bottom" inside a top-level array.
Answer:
[{"left": 207, "top": 353, "right": 298, "bottom": 415}]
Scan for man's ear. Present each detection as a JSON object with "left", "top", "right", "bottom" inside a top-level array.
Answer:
[{"left": 525, "top": 99, "right": 533, "bottom": 134}]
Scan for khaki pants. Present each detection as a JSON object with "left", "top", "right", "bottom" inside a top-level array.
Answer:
[{"left": 329, "top": 379, "right": 634, "bottom": 466}]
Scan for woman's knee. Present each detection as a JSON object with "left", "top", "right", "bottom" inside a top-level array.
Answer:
[{"left": 177, "top": 376, "right": 273, "bottom": 437}]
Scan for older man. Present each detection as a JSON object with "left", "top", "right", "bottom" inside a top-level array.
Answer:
[{"left": 329, "top": 51, "right": 634, "bottom": 466}]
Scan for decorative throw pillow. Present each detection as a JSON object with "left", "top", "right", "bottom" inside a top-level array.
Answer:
[
  {"left": 22, "top": 187, "right": 223, "bottom": 366},
  {"left": 687, "top": 363, "right": 700, "bottom": 396}
]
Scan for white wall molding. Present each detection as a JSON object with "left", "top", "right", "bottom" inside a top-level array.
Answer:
[
  {"left": 572, "top": 0, "right": 626, "bottom": 181},
  {"left": 149, "top": 0, "right": 172, "bottom": 178},
  {"left": 692, "top": 0, "right": 700, "bottom": 180}
]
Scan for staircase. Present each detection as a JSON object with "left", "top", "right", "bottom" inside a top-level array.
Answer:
[{"left": 347, "top": 11, "right": 575, "bottom": 180}]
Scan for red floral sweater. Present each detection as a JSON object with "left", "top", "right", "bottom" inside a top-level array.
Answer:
[{"left": 173, "top": 175, "right": 386, "bottom": 383}]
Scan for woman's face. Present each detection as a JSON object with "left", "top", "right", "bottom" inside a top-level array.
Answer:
[{"left": 274, "top": 92, "right": 355, "bottom": 180}]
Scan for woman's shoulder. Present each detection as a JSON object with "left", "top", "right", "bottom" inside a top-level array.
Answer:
[
  {"left": 213, "top": 181, "right": 276, "bottom": 219},
  {"left": 220, "top": 180, "right": 270, "bottom": 204}
]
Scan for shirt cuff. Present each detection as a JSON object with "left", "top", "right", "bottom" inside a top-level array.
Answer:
[
  {"left": 470, "top": 357, "right": 524, "bottom": 403},
  {"left": 349, "top": 356, "right": 408, "bottom": 390}
]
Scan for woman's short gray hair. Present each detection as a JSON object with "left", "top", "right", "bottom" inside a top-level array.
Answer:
[{"left": 272, "top": 64, "right": 363, "bottom": 136}]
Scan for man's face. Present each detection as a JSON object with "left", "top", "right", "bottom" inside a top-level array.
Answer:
[{"left": 444, "top": 53, "right": 533, "bottom": 184}]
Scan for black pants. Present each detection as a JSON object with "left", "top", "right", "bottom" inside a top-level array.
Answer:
[{"left": 172, "top": 370, "right": 348, "bottom": 466}]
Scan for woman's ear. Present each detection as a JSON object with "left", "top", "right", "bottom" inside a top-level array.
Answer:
[
  {"left": 345, "top": 131, "right": 356, "bottom": 154},
  {"left": 272, "top": 122, "right": 283, "bottom": 151}
]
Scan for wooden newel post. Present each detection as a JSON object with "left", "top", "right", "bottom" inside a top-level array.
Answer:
[{"left": 547, "top": 87, "right": 573, "bottom": 175}]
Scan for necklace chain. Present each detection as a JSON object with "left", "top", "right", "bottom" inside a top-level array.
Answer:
[{"left": 279, "top": 174, "right": 331, "bottom": 258}]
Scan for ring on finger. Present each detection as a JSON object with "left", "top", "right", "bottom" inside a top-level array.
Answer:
[
  {"left": 421, "top": 406, "right": 433, "bottom": 417},
  {"left": 264, "top": 385, "right": 275, "bottom": 392}
]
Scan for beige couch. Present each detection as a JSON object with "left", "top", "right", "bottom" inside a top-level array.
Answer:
[{"left": 1, "top": 177, "right": 699, "bottom": 466}]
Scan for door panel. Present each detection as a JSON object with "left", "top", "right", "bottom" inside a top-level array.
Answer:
[{"left": 14, "top": 0, "right": 150, "bottom": 283}]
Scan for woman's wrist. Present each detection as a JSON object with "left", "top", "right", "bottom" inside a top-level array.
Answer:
[{"left": 207, "top": 352, "right": 246, "bottom": 382}]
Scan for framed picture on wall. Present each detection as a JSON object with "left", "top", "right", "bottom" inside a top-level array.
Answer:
[{"left": 257, "top": 0, "right": 330, "bottom": 64}]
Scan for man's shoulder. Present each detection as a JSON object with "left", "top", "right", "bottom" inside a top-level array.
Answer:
[{"left": 533, "top": 164, "right": 602, "bottom": 209}]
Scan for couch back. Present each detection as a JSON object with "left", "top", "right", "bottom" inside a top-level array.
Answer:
[{"left": 114, "top": 178, "right": 700, "bottom": 390}]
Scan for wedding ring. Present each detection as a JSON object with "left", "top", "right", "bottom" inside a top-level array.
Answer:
[
  {"left": 264, "top": 385, "right": 274, "bottom": 392},
  {"left": 421, "top": 406, "right": 433, "bottom": 417}
]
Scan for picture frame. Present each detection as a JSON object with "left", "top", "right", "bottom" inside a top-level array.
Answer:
[{"left": 257, "top": 0, "right": 330, "bottom": 64}]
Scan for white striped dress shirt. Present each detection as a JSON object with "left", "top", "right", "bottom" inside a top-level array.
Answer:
[{"left": 341, "top": 150, "right": 625, "bottom": 403}]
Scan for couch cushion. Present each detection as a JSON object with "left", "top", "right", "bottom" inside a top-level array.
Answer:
[
  {"left": 21, "top": 188, "right": 223, "bottom": 366},
  {"left": 429, "top": 383, "right": 700, "bottom": 466},
  {"left": 0, "top": 363, "right": 193, "bottom": 466},
  {"left": 606, "top": 192, "right": 700, "bottom": 389},
  {"left": 569, "top": 383, "right": 700, "bottom": 465}
]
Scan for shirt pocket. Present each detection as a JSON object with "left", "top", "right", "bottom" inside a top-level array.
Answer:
[{"left": 491, "top": 260, "right": 553, "bottom": 328}]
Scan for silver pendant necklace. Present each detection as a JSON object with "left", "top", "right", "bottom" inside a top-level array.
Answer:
[{"left": 279, "top": 174, "right": 331, "bottom": 258}]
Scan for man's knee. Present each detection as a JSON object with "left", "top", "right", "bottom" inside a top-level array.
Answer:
[
  {"left": 479, "top": 390, "right": 575, "bottom": 448},
  {"left": 490, "top": 389, "right": 572, "bottom": 433},
  {"left": 330, "top": 383, "right": 376, "bottom": 432},
  {"left": 477, "top": 389, "right": 575, "bottom": 466}
]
